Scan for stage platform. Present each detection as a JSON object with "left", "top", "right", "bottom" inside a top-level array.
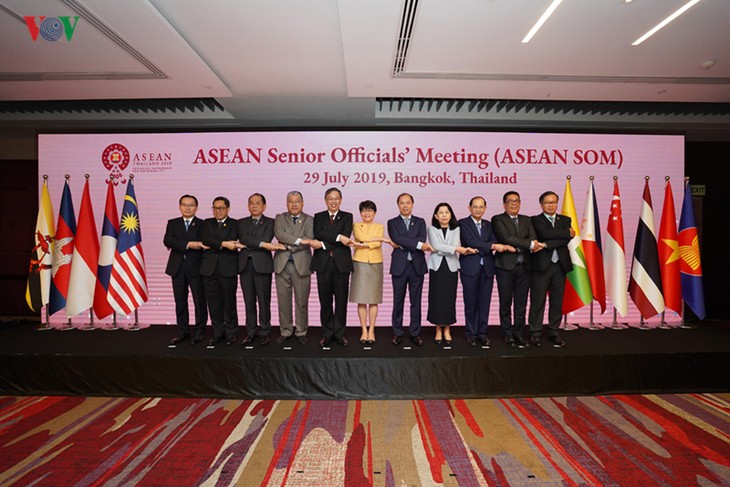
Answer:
[{"left": 0, "top": 321, "right": 728, "bottom": 400}]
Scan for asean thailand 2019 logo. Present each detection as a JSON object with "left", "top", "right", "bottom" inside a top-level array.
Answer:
[{"left": 102, "top": 143, "right": 130, "bottom": 185}]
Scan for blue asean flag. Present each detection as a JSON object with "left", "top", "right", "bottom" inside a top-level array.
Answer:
[{"left": 678, "top": 184, "right": 706, "bottom": 320}]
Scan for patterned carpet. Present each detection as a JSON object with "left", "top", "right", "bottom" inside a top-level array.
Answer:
[{"left": 0, "top": 394, "right": 728, "bottom": 486}]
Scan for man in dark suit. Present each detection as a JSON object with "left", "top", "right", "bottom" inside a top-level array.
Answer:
[
  {"left": 387, "top": 193, "right": 432, "bottom": 347},
  {"left": 200, "top": 196, "right": 240, "bottom": 347},
  {"left": 458, "top": 196, "right": 513, "bottom": 347},
  {"left": 237, "top": 193, "right": 284, "bottom": 347},
  {"left": 491, "top": 191, "right": 543, "bottom": 348},
  {"left": 529, "top": 191, "right": 574, "bottom": 348},
  {"left": 310, "top": 187, "right": 354, "bottom": 347},
  {"left": 163, "top": 194, "right": 208, "bottom": 346},
  {"left": 273, "top": 191, "right": 315, "bottom": 345}
]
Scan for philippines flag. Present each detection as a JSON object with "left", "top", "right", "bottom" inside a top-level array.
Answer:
[
  {"left": 93, "top": 179, "right": 119, "bottom": 319},
  {"left": 49, "top": 180, "right": 76, "bottom": 316},
  {"left": 580, "top": 179, "right": 606, "bottom": 314},
  {"left": 678, "top": 183, "right": 706, "bottom": 320},
  {"left": 66, "top": 179, "right": 100, "bottom": 317},
  {"left": 658, "top": 179, "right": 682, "bottom": 314},
  {"left": 26, "top": 179, "right": 55, "bottom": 312},
  {"left": 604, "top": 179, "right": 628, "bottom": 317},
  {"left": 629, "top": 179, "right": 664, "bottom": 319},
  {"left": 108, "top": 179, "right": 148, "bottom": 315}
]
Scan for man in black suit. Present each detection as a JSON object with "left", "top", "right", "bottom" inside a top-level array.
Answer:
[
  {"left": 200, "top": 196, "right": 240, "bottom": 347},
  {"left": 528, "top": 191, "right": 574, "bottom": 348},
  {"left": 387, "top": 193, "right": 432, "bottom": 347},
  {"left": 491, "top": 191, "right": 543, "bottom": 348},
  {"left": 458, "top": 196, "right": 513, "bottom": 347},
  {"left": 310, "top": 187, "right": 353, "bottom": 347},
  {"left": 237, "top": 193, "right": 284, "bottom": 347},
  {"left": 163, "top": 194, "right": 208, "bottom": 346}
]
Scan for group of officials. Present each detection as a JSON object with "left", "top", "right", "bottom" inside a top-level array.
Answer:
[{"left": 164, "top": 188, "right": 574, "bottom": 350}]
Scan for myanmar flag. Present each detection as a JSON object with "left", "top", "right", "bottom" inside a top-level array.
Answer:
[{"left": 561, "top": 178, "right": 593, "bottom": 314}]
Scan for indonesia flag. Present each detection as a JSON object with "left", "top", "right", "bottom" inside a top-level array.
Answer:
[
  {"left": 658, "top": 179, "right": 681, "bottom": 314},
  {"left": 93, "top": 179, "right": 119, "bottom": 319},
  {"left": 678, "top": 183, "right": 706, "bottom": 319},
  {"left": 603, "top": 179, "right": 628, "bottom": 317},
  {"left": 629, "top": 179, "right": 665, "bottom": 319},
  {"left": 48, "top": 179, "right": 76, "bottom": 316},
  {"left": 108, "top": 179, "right": 148, "bottom": 315},
  {"left": 580, "top": 179, "right": 606, "bottom": 314},
  {"left": 66, "top": 178, "right": 100, "bottom": 317}
]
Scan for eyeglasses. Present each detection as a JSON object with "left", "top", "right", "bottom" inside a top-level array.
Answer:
[
  {"left": 505, "top": 199, "right": 521, "bottom": 204},
  {"left": 212, "top": 206, "right": 228, "bottom": 211},
  {"left": 180, "top": 203, "right": 197, "bottom": 208},
  {"left": 542, "top": 201, "right": 558, "bottom": 205}
]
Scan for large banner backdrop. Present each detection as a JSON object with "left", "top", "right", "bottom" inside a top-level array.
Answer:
[{"left": 39, "top": 131, "right": 684, "bottom": 326}]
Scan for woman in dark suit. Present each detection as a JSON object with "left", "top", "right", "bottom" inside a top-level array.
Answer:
[{"left": 426, "top": 203, "right": 476, "bottom": 344}]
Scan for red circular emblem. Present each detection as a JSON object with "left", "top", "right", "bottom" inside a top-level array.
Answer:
[{"left": 102, "top": 143, "right": 130, "bottom": 181}]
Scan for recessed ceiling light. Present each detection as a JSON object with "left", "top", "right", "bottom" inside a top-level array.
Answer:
[
  {"left": 657, "top": 89, "right": 668, "bottom": 94},
  {"left": 699, "top": 60, "right": 716, "bottom": 70},
  {"left": 522, "top": 0, "right": 563, "bottom": 43},
  {"left": 632, "top": 0, "right": 702, "bottom": 46}
]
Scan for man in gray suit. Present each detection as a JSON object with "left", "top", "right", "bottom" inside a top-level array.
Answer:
[{"left": 273, "top": 191, "right": 316, "bottom": 345}]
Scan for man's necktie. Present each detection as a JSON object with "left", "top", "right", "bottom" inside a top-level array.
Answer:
[
  {"left": 512, "top": 216, "right": 519, "bottom": 230},
  {"left": 548, "top": 216, "right": 558, "bottom": 263},
  {"left": 329, "top": 213, "right": 335, "bottom": 225},
  {"left": 292, "top": 216, "right": 298, "bottom": 225},
  {"left": 404, "top": 218, "right": 412, "bottom": 261},
  {"left": 513, "top": 217, "right": 524, "bottom": 263},
  {"left": 252, "top": 218, "right": 259, "bottom": 225},
  {"left": 548, "top": 215, "right": 555, "bottom": 227},
  {"left": 476, "top": 221, "right": 481, "bottom": 237},
  {"left": 184, "top": 220, "right": 190, "bottom": 231}
]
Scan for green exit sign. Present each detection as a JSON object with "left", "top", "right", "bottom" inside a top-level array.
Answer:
[{"left": 691, "top": 185, "right": 705, "bottom": 196}]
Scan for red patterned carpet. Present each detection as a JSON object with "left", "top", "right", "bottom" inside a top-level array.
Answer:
[{"left": 1, "top": 394, "right": 728, "bottom": 486}]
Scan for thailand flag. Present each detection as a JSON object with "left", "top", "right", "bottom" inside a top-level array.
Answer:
[{"left": 629, "top": 179, "right": 664, "bottom": 319}]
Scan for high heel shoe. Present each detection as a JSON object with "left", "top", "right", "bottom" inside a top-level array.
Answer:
[
  {"left": 444, "top": 329, "right": 452, "bottom": 345},
  {"left": 435, "top": 325, "right": 443, "bottom": 345}
]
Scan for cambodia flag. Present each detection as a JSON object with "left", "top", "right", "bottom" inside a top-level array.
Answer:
[
  {"left": 48, "top": 180, "right": 76, "bottom": 316},
  {"left": 678, "top": 184, "right": 706, "bottom": 319},
  {"left": 658, "top": 179, "right": 682, "bottom": 314},
  {"left": 93, "top": 180, "right": 119, "bottom": 319},
  {"left": 108, "top": 179, "right": 148, "bottom": 315},
  {"left": 66, "top": 178, "right": 100, "bottom": 317},
  {"left": 629, "top": 179, "right": 664, "bottom": 319}
]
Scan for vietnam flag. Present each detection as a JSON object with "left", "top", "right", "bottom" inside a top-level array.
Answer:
[
  {"left": 580, "top": 179, "right": 606, "bottom": 314},
  {"left": 66, "top": 178, "right": 100, "bottom": 317},
  {"left": 561, "top": 177, "right": 593, "bottom": 314},
  {"left": 678, "top": 183, "right": 705, "bottom": 319},
  {"left": 658, "top": 179, "right": 681, "bottom": 314}
]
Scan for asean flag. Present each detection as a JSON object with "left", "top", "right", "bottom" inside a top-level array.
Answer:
[{"left": 678, "top": 183, "right": 705, "bottom": 320}]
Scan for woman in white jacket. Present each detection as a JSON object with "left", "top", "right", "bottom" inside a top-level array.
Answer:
[{"left": 426, "top": 202, "right": 477, "bottom": 344}]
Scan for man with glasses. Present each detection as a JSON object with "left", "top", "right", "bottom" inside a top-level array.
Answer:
[
  {"left": 528, "top": 191, "right": 573, "bottom": 348},
  {"left": 492, "top": 191, "right": 544, "bottom": 348},
  {"left": 200, "top": 196, "right": 240, "bottom": 347},
  {"left": 163, "top": 194, "right": 208, "bottom": 346}
]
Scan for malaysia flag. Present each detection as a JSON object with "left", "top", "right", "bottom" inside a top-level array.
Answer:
[
  {"left": 48, "top": 179, "right": 76, "bottom": 316},
  {"left": 108, "top": 179, "right": 148, "bottom": 315},
  {"left": 93, "top": 179, "right": 119, "bottom": 319}
]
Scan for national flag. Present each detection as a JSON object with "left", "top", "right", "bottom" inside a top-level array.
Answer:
[
  {"left": 561, "top": 178, "right": 593, "bottom": 314},
  {"left": 26, "top": 179, "right": 55, "bottom": 312},
  {"left": 48, "top": 180, "right": 76, "bottom": 316},
  {"left": 93, "top": 179, "right": 119, "bottom": 319},
  {"left": 580, "top": 179, "right": 606, "bottom": 314},
  {"left": 629, "top": 179, "right": 664, "bottom": 319},
  {"left": 108, "top": 179, "right": 148, "bottom": 314},
  {"left": 66, "top": 178, "right": 100, "bottom": 317},
  {"left": 658, "top": 179, "right": 681, "bottom": 314},
  {"left": 678, "top": 183, "right": 706, "bottom": 319},
  {"left": 603, "top": 179, "right": 628, "bottom": 317}
]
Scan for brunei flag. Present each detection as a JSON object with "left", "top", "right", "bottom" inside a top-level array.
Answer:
[
  {"left": 26, "top": 179, "right": 55, "bottom": 312},
  {"left": 561, "top": 178, "right": 593, "bottom": 314}
]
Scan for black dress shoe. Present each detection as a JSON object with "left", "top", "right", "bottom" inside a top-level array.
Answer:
[
  {"left": 467, "top": 337, "right": 478, "bottom": 347},
  {"left": 336, "top": 336, "right": 349, "bottom": 347},
  {"left": 207, "top": 337, "right": 223, "bottom": 347},
  {"left": 479, "top": 336, "right": 490, "bottom": 347},
  {"left": 392, "top": 335, "right": 403, "bottom": 346},
  {"left": 169, "top": 334, "right": 190, "bottom": 346},
  {"left": 190, "top": 335, "right": 205, "bottom": 345},
  {"left": 298, "top": 335, "right": 308, "bottom": 345},
  {"left": 319, "top": 337, "right": 331, "bottom": 348},
  {"left": 240, "top": 334, "right": 258, "bottom": 345},
  {"left": 435, "top": 337, "right": 443, "bottom": 345},
  {"left": 410, "top": 335, "right": 424, "bottom": 346},
  {"left": 504, "top": 337, "right": 516, "bottom": 347},
  {"left": 514, "top": 336, "right": 529, "bottom": 349},
  {"left": 530, "top": 336, "right": 542, "bottom": 347},
  {"left": 276, "top": 335, "right": 291, "bottom": 345},
  {"left": 225, "top": 338, "right": 236, "bottom": 346},
  {"left": 259, "top": 335, "right": 270, "bottom": 346},
  {"left": 549, "top": 335, "right": 566, "bottom": 348}
]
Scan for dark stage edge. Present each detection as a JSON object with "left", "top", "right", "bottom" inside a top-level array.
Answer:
[{"left": 0, "top": 321, "right": 728, "bottom": 400}]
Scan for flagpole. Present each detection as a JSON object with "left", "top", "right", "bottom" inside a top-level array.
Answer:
[
  {"left": 80, "top": 309, "right": 96, "bottom": 331},
  {"left": 679, "top": 177, "right": 698, "bottom": 330},
  {"left": 36, "top": 174, "right": 54, "bottom": 331},
  {"left": 609, "top": 307, "right": 628, "bottom": 329},
  {"left": 561, "top": 314, "right": 579, "bottom": 331},
  {"left": 105, "top": 311, "right": 119, "bottom": 331},
  {"left": 586, "top": 301, "right": 604, "bottom": 330},
  {"left": 127, "top": 309, "right": 141, "bottom": 331}
]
